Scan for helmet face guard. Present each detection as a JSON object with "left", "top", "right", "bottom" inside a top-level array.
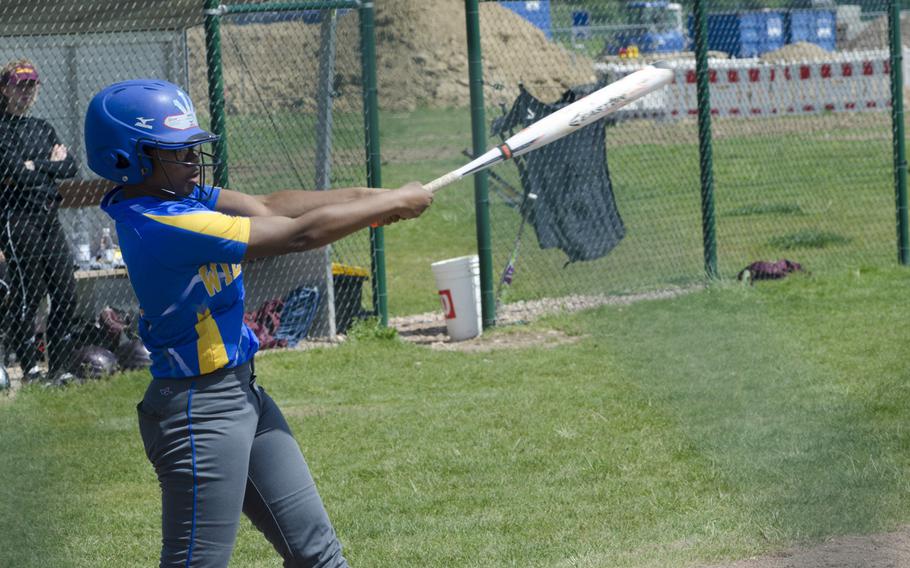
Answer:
[
  {"left": 137, "top": 133, "right": 220, "bottom": 200},
  {"left": 85, "top": 79, "right": 221, "bottom": 197}
]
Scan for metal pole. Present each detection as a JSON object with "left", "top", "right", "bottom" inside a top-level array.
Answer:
[
  {"left": 316, "top": 9, "right": 338, "bottom": 191},
  {"left": 693, "top": 0, "right": 717, "bottom": 278},
  {"left": 203, "top": 0, "right": 230, "bottom": 187},
  {"left": 465, "top": 0, "right": 496, "bottom": 328},
  {"left": 359, "top": 2, "right": 388, "bottom": 326},
  {"left": 317, "top": 9, "right": 339, "bottom": 338},
  {"left": 890, "top": 0, "right": 909, "bottom": 265}
]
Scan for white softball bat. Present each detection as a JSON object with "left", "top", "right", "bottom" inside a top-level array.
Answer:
[{"left": 424, "top": 61, "right": 674, "bottom": 193}]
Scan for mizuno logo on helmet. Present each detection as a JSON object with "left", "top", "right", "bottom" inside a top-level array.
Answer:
[
  {"left": 134, "top": 117, "right": 154, "bottom": 129},
  {"left": 164, "top": 91, "right": 199, "bottom": 131}
]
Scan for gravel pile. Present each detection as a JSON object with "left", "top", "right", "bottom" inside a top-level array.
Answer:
[{"left": 759, "top": 41, "right": 833, "bottom": 63}]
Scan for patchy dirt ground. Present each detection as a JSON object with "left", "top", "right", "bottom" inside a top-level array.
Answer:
[
  {"left": 394, "top": 320, "right": 582, "bottom": 353},
  {"left": 390, "top": 287, "right": 697, "bottom": 351},
  {"left": 701, "top": 527, "right": 910, "bottom": 568}
]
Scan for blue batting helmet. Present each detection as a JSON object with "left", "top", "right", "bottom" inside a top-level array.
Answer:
[{"left": 84, "top": 79, "right": 219, "bottom": 184}]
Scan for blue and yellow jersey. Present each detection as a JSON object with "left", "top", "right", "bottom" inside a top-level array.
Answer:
[{"left": 100, "top": 185, "right": 259, "bottom": 378}]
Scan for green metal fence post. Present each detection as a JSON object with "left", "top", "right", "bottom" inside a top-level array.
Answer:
[
  {"left": 465, "top": 0, "right": 496, "bottom": 328},
  {"left": 203, "top": 0, "right": 230, "bottom": 187},
  {"left": 359, "top": 2, "right": 388, "bottom": 326},
  {"left": 890, "top": 0, "right": 909, "bottom": 265},
  {"left": 693, "top": 0, "right": 718, "bottom": 278}
]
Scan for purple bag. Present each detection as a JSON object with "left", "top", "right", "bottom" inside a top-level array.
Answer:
[{"left": 738, "top": 259, "right": 803, "bottom": 283}]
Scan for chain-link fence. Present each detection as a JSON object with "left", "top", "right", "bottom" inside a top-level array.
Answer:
[
  {"left": 441, "top": 0, "right": 900, "bottom": 324},
  {"left": 0, "top": 0, "right": 904, "bottom": 379},
  {"left": 0, "top": 1, "right": 377, "bottom": 384}
]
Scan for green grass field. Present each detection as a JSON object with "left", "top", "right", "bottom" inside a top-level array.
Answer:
[
  {"left": 12, "top": 103, "right": 897, "bottom": 566},
  {"left": 2, "top": 265, "right": 909, "bottom": 567}
]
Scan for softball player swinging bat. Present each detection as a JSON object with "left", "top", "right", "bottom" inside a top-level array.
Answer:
[{"left": 85, "top": 80, "right": 431, "bottom": 567}]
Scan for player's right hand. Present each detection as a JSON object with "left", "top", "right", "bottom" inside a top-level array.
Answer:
[{"left": 394, "top": 181, "right": 433, "bottom": 220}]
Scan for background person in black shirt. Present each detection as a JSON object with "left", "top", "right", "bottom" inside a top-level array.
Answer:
[{"left": 0, "top": 58, "right": 78, "bottom": 384}]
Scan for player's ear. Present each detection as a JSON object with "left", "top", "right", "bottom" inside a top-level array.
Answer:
[{"left": 137, "top": 146, "right": 163, "bottom": 177}]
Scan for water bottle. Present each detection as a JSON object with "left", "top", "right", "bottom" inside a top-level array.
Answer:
[
  {"left": 75, "top": 230, "right": 91, "bottom": 270},
  {"left": 99, "top": 228, "right": 115, "bottom": 267}
]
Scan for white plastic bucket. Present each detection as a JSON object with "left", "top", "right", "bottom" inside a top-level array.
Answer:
[{"left": 430, "top": 255, "right": 482, "bottom": 341}]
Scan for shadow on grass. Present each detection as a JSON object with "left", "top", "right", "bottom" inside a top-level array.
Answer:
[
  {"left": 768, "top": 229, "right": 851, "bottom": 250},
  {"left": 725, "top": 203, "right": 806, "bottom": 217},
  {"left": 580, "top": 280, "right": 909, "bottom": 564}
]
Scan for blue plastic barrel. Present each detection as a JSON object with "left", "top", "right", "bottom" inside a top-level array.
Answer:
[
  {"left": 787, "top": 9, "right": 836, "bottom": 51},
  {"left": 572, "top": 10, "right": 589, "bottom": 27},
  {"left": 501, "top": 0, "right": 552, "bottom": 39},
  {"left": 691, "top": 10, "right": 786, "bottom": 57}
]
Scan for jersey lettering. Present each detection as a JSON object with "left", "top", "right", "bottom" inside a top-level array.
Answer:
[{"left": 198, "top": 263, "right": 243, "bottom": 297}]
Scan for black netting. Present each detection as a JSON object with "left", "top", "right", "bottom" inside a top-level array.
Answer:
[{"left": 459, "top": 0, "right": 896, "bottom": 321}]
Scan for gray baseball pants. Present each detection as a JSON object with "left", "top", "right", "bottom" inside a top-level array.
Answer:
[{"left": 137, "top": 360, "right": 348, "bottom": 568}]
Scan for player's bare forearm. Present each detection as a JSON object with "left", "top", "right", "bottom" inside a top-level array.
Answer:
[
  {"left": 217, "top": 186, "right": 379, "bottom": 218},
  {"left": 259, "top": 187, "right": 380, "bottom": 217},
  {"left": 244, "top": 183, "right": 430, "bottom": 259}
]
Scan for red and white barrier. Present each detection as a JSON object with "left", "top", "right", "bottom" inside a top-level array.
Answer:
[{"left": 596, "top": 49, "right": 893, "bottom": 121}]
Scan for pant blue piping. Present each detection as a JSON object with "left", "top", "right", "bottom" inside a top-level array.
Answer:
[{"left": 186, "top": 381, "right": 198, "bottom": 567}]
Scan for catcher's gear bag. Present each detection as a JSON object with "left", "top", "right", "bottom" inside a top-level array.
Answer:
[
  {"left": 737, "top": 259, "right": 804, "bottom": 283},
  {"left": 243, "top": 298, "right": 287, "bottom": 350},
  {"left": 275, "top": 286, "right": 320, "bottom": 346}
]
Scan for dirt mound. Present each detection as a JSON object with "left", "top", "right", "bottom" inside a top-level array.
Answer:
[
  {"left": 843, "top": 14, "right": 910, "bottom": 51},
  {"left": 759, "top": 41, "right": 833, "bottom": 63},
  {"left": 186, "top": 1, "right": 597, "bottom": 114},
  {"left": 184, "top": 17, "right": 361, "bottom": 115},
  {"left": 702, "top": 525, "right": 910, "bottom": 568},
  {"left": 474, "top": 3, "right": 597, "bottom": 106}
]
